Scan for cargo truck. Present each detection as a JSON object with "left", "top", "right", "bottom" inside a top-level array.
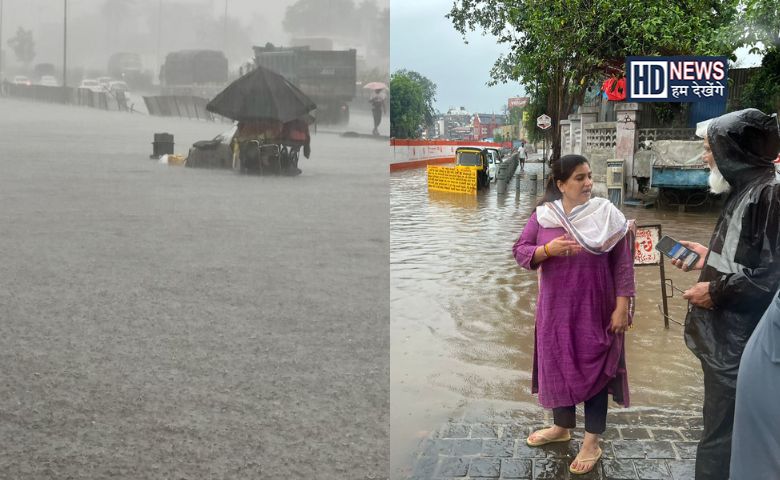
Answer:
[
  {"left": 252, "top": 45, "right": 356, "bottom": 124},
  {"left": 160, "top": 50, "right": 229, "bottom": 98}
]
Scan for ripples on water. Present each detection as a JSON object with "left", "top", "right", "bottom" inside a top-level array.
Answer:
[{"left": 391, "top": 164, "right": 719, "bottom": 474}]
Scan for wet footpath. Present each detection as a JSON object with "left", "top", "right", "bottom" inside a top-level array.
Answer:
[{"left": 406, "top": 408, "right": 700, "bottom": 480}]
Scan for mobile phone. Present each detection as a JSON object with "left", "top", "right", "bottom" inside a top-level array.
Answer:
[{"left": 656, "top": 235, "right": 700, "bottom": 269}]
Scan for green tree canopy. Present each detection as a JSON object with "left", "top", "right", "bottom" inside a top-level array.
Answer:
[
  {"left": 7, "top": 27, "right": 35, "bottom": 66},
  {"left": 390, "top": 70, "right": 433, "bottom": 139},
  {"left": 448, "top": 0, "right": 740, "bottom": 160},
  {"left": 740, "top": 48, "right": 780, "bottom": 115},
  {"left": 741, "top": 0, "right": 780, "bottom": 51},
  {"left": 392, "top": 69, "right": 437, "bottom": 130}
]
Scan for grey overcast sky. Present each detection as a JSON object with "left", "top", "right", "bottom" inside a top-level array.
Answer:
[
  {"left": 390, "top": 0, "right": 525, "bottom": 115},
  {"left": 0, "top": 0, "right": 290, "bottom": 73}
]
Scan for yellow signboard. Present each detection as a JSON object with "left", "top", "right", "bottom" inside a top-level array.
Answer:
[
  {"left": 522, "top": 111, "right": 529, "bottom": 122},
  {"left": 427, "top": 165, "right": 477, "bottom": 195}
]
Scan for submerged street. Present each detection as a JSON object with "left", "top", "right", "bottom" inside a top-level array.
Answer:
[
  {"left": 0, "top": 98, "right": 389, "bottom": 479},
  {"left": 391, "top": 166, "right": 719, "bottom": 478}
]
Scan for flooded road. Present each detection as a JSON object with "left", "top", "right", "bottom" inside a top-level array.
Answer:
[
  {"left": 390, "top": 163, "right": 719, "bottom": 478},
  {"left": 0, "top": 98, "right": 388, "bottom": 479}
]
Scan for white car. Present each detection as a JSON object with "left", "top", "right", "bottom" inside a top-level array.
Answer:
[
  {"left": 39, "top": 75, "right": 58, "bottom": 87},
  {"left": 12, "top": 75, "right": 31, "bottom": 86},
  {"left": 108, "top": 80, "right": 128, "bottom": 94},
  {"left": 97, "top": 76, "right": 112, "bottom": 90},
  {"left": 79, "top": 78, "right": 103, "bottom": 92},
  {"left": 485, "top": 148, "right": 502, "bottom": 182}
]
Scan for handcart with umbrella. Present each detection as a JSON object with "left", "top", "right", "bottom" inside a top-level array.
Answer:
[{"left": 206, "top": 65, "right": 316, "bottom": 175}]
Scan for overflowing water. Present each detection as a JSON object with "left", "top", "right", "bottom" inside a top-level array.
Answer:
[{"left": 390, "top": 163, "right": 720, "bottom": 477}]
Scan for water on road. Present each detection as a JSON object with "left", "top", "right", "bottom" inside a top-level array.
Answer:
[
  {"left": 0, "top": 98, "right": 389, "bottom": 479},
  {"left": 390, "top": 164, "right": 719, "bottom": 478}
]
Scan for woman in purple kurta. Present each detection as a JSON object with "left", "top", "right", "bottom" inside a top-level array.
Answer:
[{"left": 512, "top": 155, "right": 635, "bottom": 475}]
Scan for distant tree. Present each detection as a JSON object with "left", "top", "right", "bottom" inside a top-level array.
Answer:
[
  {"left": 493, "top": 132, "right": 504, "bottom": 142},
  {"left": 390, "top": 71, "right": 427, "bottom": 139},
  {"left": 741, "top": 0, "right": 780, "bottom": 52},
  {"left": 740, "top": 48, "right": 780, "bottom": 115},
  {"left": 392, "top": 69, "right": 437, "bottom": 131},
  {"left": 7, "top": 27, "right": 35, "bottom": 66}
]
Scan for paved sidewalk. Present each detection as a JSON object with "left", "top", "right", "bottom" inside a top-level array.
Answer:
[{"left": 407, "top": 409, "right": 701, "bottom": 479}]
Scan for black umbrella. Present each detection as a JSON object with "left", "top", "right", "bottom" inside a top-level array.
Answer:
[{"left": 206, "top": 65, "right": 316, "bottom": 122}]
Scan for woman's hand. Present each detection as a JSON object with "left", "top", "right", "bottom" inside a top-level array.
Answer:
[
  {"left": 546, "top": 235, "right": 582, "bottom": 257},
  {"left": 670, "top": 241, "right": 708, "bottom": 271},
  {"left": 610, "top": 297, "right": 630, "bottom": 334}
]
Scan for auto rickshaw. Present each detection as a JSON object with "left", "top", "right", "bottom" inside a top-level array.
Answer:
[{"left": 455, "top": 146, "right": 490, "bottom": 190}]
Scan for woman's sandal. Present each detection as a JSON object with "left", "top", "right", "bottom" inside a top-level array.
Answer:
[
  {"left": 569, "top": 446, "right": 603, "bottom": 475},
  {"left": 526, "top": 427, "right": 571, "bottom": 447}
]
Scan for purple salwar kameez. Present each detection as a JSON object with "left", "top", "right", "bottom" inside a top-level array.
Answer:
[{"left": 513, "top": 211, "right": 635, "bottom": 409}]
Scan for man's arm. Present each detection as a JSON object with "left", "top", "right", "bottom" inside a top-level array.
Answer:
[{"left": 709, "top": 187, "right": 780, "bottom": 311}]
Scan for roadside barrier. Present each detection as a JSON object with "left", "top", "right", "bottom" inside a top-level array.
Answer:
[{"left": 143, "top": 95, "right": 220, "bottom": 121}]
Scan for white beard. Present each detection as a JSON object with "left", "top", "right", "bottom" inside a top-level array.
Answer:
[{"left": 708, "top": 165, "right": 732, "bottom": 195}]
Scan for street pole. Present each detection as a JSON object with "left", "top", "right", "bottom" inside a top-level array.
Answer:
[
  {"left": 156, "top": 0, "right": 161, "bottom": 83},
  {"left": 0, "top": 0, "right": 4, "bottom": 81},
  {"left": 63, "top": 0, "right": 67, "bottom": 88},
  {"left": 222, "top": 0, "right": 227, "bottom": 54}
]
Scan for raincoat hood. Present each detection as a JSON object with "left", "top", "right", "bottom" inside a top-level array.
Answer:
[{"left": 707, "top": 108, "right": 780, "bottom": 187}]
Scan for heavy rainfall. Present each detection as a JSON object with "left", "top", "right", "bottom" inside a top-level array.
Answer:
[{"left": 0, "top": 0, "right": 389, "bottom": 478}]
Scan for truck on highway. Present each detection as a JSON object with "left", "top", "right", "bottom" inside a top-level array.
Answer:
[
  {"left": 252, "top": 44, "right": 356, "bottom": 124},
  {"left": 107, "top": 52, "right": 151, "bottom": 89},
  {"left": 160, "top": 50, "right": 229, "bottom": 97}
]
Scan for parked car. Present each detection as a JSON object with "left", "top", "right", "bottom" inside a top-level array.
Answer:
[
  {"left": 12, "top": 75, "right": 32, "bottom": 86},
  {"left": 484, "top": 148, "right": 502, "bottom": 182},
  {"left": 39, "top": 75, "right": 58, "bottom": 87}
]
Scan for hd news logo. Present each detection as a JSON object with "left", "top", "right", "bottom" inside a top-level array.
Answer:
[{"left": 626, "top": 56, "right": 728, "bottom": 103}]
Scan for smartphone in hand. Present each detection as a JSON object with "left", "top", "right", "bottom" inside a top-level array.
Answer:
[{"left": 656, "top": 235, "right": 700, "bottom": 269}]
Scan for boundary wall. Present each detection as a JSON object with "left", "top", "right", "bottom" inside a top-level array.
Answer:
[{"left": 390, "top": 139, "right": 507, "bottom": 171}]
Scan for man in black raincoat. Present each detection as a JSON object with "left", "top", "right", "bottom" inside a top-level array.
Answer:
[{"left": 673, "top": 108, "right": 780, "bottom": 479}]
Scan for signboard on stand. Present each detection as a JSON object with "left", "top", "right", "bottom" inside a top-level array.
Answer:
[
  {"left": 634, "top": 225, "right": 661, "bottom": 266},
  {"left": 427, "top": 165, "right": 477, "bottom": 195},
  {"left": 536, "top": 114, "right": 552, "bottom": 130}
]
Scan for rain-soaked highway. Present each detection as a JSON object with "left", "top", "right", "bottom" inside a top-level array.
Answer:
[
  {"left": 390, "top": 162, "right": 719, "bottom": 478},
  {"left": 0, "top": 98, "right": 388, "bottom": 479}
]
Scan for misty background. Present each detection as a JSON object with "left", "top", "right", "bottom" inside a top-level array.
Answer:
[{"left": 1, "top": 0, "right": 389, "bottom": 82}]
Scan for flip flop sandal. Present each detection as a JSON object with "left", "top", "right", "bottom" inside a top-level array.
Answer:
[
  {"left": 526, "top": 427, "right": 572, "bottom": 447},
  {"left": 569, "top": 446, "right": 603, "bottom": 475}
]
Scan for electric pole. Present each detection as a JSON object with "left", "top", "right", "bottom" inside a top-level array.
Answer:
[{"left": 63, "top": 0, "right": 68, "bottom": 88}]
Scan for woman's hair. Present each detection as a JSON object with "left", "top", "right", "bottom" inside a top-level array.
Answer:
[{"left": 536, "top": 154, "right": 590, "bottom": 206}]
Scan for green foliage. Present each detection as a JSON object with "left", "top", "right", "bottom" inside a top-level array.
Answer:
[
  {"left": 390, "top": 71, "right": 427, "bottom": 139},
  {"left": 740, "top": 47, "right": 780, "bottom": 115},
  {"left": 7, "top": 27, "right": 35, "bottom": 65},
  {"left": 393, "top": 69, "right": 437, "bottom": 129},
  {"left": 447, "top": 0, "right": 740, "bottom": 159},
  {"left": 741, "top": 0, "right": 780, "bottom": 52},
  {"left": 522, "top": 86, "right": 548, "bottom": 144},
  {"left": 494, "top": 132, "right": 504, "bottom": 142}
]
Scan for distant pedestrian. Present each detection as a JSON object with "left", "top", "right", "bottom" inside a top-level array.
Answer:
[
  {"left": 369, "top": 89, "right": 386, "bottom": 136},
  {"left": 513, "top": 154, "right": 635, "bottom": 476},
  {"left": 670, "top": 108, "right": 780, "bottom": 479},
  {"left": 518, "top": 142, "right": 528, "bottom": 171}
]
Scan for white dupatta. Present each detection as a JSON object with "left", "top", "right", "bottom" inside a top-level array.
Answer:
[{"left": 536, "top": 197, "right": 629, "bottom": 254}]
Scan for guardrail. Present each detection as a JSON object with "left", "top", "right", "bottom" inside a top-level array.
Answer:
[
  {"left": 2, "top": 84, "right": 129, "bottom": 111},
  {"left": 143, "top": 95, "right": 228, "bottom": 122}
]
